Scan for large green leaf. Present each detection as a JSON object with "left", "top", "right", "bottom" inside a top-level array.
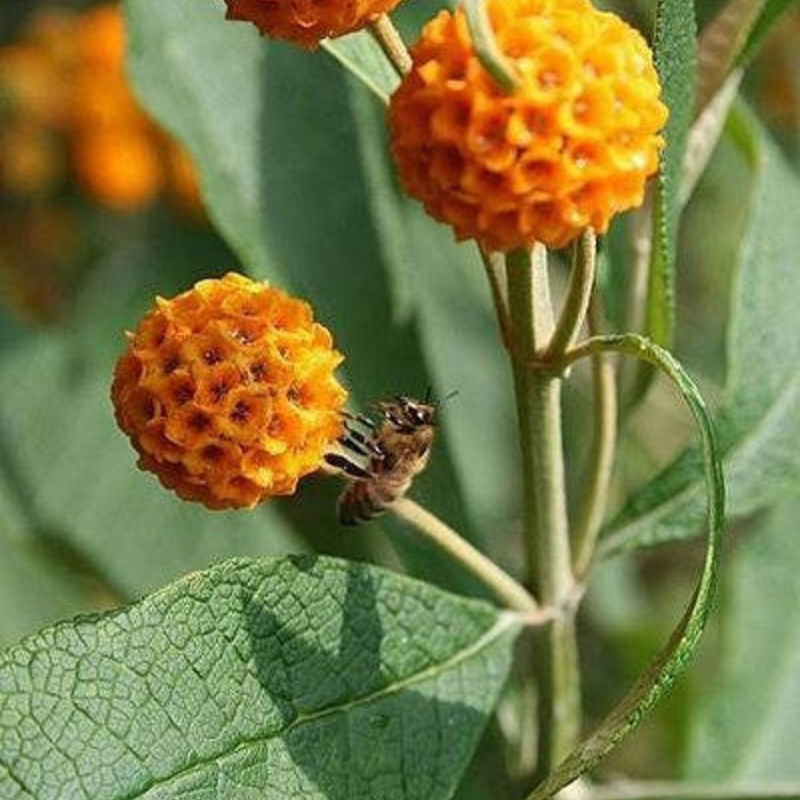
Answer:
[
  {"left": 0, "top": 555, "right": 520, "bottom": 800},
  {"left": 345, "top": 88, "right": 519, "bottom": 534},
  {"left": 644, "top": 0, "right": 697, "bottom": 351},
  {"left": 124, "top": 0, "right": 520, "bottom": 557},
  {"left": 603, "top": 117, "right": 800, "bottom": 556},
  {"left": 685, "top": 497, "right": 800, "bottom": 780}
]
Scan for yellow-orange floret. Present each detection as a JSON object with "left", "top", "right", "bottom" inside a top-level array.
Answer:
[
  {"left": 222, "top": 0, "right": 404, "bottom": 49},
  {"left": 389, "top": 0, "right": 668, "bottom": 252},
  {"left": 111, "top": 273, "right": 347, "bottom": 509}
]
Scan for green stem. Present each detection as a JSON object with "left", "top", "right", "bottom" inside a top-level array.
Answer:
[
  {"left": 368, "top": 14, "right": 412, "bottom": 77},
  {"left": 479, "top": 248, "right": 512, "bottom": 347},
  {"left": 390, "top": 497, "right": 546, "bottom": 619},
  {"left": 543, "top": 228, "right": 597, "bottom": 360},
  {"left": 572, "top": 298, "right": 618, "bottom": 578},
  {"left": 505, "top": 245, "right": 581, "bottom": 780}
]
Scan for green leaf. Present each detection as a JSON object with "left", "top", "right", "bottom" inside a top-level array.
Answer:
[
  {"left": 632, "top": 0, "right": 697, "bottom": 403},
  {"left": 0, "top": 555, "right": 520, "bottom": 800},
  {"left": 645, "top": 0, "right": 697, "bottom": 351},
  {"left": 603, "top": 116, "right": 800, "bottom": 556},
  {"left": 345, "top": 88, "right": 520, "bottom": 536},
  {"left": 124, "top": 0, "right": 521, "bottom": 559},
  {"left": 685, "top": 497, "right": 800, "bottom": 780},
  {"left": 0, "top": 523, "right": 95, "bottom": 650},
  {"left": 695, "top": 0, "right": 766, "bottom": 112},
  {"left": 322, "top": 32, "right": 399, "bottom": 103},
  {"left": 740, "top": 0, "right": 800, "bottom": 63},
  {"left": 524, "top": 335, "right": 724, "bottom": 800}
]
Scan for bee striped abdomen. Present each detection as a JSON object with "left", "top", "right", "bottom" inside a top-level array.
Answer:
[{"left": 338, "top": 474, "right": 414, "bottom": 526}]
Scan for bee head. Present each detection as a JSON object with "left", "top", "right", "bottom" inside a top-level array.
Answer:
[{"left": 379, "top": 396, "right": 437, "bottom": 430}]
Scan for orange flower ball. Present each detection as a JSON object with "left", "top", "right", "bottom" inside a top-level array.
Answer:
[
  {"left": 223, "top": 0, "right": 403, "bottom": 49},
  {"left": 72, "top": 128, "right": 163, "bottom": 210},
  {"left": 389, "top": 0, "right": 668, "bottom": 252},
  {"left": 111, "top": 273, "right": 347, "bottom": 509}
]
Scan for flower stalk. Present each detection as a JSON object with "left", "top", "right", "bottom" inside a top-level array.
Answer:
[
  {"left": 369, "top": 13, "right": 412, "bottom": 76},
  {"left": 543, "top": 228, "right": 597, "bottom": 361},
  {"left": 572, "top": 298, "right": 618, "bottom": 578},
  {"left": 391, "top": 497, "right": 544, "bottom": 618}
]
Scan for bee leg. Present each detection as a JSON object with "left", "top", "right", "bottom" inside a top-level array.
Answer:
[
  {"left": 358, "top": 501, "right": 385, "bottom": 523},
  {"left": 338, "top": 435, "right": 371, "bottom": 458},
  {"left": 324, "top": 453, "right": 372, "bottom": 480},
  {"left": 342, "top": 410, "right": 376, "bottom": 430},
  {"left": 338, "top": 498, "right": 359, "bottom": 526},
  {"left": 343, "top": 423, "right": 385, "bottom": 457}
]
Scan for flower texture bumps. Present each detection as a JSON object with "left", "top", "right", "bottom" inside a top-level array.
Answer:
[
  {"left": 112, "top": 273, "right": 347, "bottom": 509},
  {"left": 389, "top": 0, "right": 668, "bottom": 251},
  {"left": 223, "top": 0, "right": 402, "bottom": 48}
]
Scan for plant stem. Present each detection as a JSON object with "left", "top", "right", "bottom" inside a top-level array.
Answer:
[
  {"left": 543, "top": 228, "right": 597, "bottom": 360},
  {"left": 391, "top": 496, "right": 545, "bottom": 618},
  {"left": 572, "top": 298, "right": 618, "bottom": 578},
  {"left": 505, "top": 246, "right": 581, "bottom": 780},
  {"left": 479, "top": 248, "right": 512, "bottom": 347},
  {"left": 369, "top": 14, "right": 412, "bottom": 77}
]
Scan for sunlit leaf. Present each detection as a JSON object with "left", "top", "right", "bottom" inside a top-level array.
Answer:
[{"left": 0, "top": 556, "right": 520, "bottom": 800}]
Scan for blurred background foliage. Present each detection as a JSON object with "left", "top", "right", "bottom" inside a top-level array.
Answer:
[{"left": 0, "top": 0, "right": 798, "bottom": 796}]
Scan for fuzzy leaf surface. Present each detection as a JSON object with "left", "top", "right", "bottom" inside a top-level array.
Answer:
[
  {"left": 0, "top": 556, "right": 520, "bottom": 800},
  {"left": 645, "top": 0, "right": 697, "bottom": 351},
  {"left": 603, "top": 120, "right": 800, "bottom": 556}
]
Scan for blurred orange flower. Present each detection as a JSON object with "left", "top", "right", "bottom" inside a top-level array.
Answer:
[
  {"left": 223, "top": 0, "right": 404, "bottom": 49},
  {"left": 0, "top": 3, "right": 203, "bottom": 214}
]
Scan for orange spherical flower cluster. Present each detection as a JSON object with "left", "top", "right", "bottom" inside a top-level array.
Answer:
[
  {"left": 0, "top": 4, "right": 202, "bottom": 213},
  {"left": 389, "top": 0, "right": 668, "bottom": 252},
  {"left": 223, "top": 0, "right": 403, "bottom": 49},
  {"left": 111, "top": 273, "right": 347, "bottom": 509}
]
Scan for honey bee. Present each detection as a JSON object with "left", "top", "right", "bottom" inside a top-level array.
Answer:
[{"left": 324, "top": 395, "right": 439, "bottom": 526}]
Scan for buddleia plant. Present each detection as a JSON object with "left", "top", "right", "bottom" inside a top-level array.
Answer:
[{"left": 0, "top": 0, "right": 797, "bottom": 798}]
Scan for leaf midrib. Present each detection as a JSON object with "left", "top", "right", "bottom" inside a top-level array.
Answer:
[{"left": 113, "top": 612, "right": 518, "bottom": 800}]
